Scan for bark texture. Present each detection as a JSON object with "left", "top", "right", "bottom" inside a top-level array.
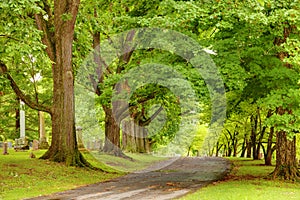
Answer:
[
  {"left": 271, "top": 24, "right": 300, "bottom": 179},
  {"left": 271, "top": 131, "right": 299, "bottom": 180},
  {"left": 37, "top": 0, "right": 92, "bottom": 167}
]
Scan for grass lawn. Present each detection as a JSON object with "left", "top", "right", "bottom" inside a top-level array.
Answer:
[
  {"left": 89, "top": 151, "right": 169, "bottom": 172},
  {"left": 0, "top": 149, "right": 166, "bottom": 200},
  {"left": 180, "top": 158, "right": 300, "bottom": 200}
]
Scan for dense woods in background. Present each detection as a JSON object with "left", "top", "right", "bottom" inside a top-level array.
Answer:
[{"left": 0, "top": 0, "right": 300, "bottom": 179}]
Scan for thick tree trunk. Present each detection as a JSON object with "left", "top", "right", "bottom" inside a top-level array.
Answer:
[
  {"left": 40, "top": 0, "right": 92, "bottom": 167},
  {"left": 271, "top": 25, "right": 299, "bottom": 179},
  {"left": 271, "top": 131, "right": 299, "bottom": 180},
  {"left": 103, "top": 106, "right": 121, "bottom": 154},
  {"left": 122, "top": 119, "right": 149, "bottom": 153}
]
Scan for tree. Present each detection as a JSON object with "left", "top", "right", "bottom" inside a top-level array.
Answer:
[
  {"left": 205, "top": 0, "right": 300, "bottom": 179},
  {"left": 0, "top": 0, "right": 91, "bottom": 167}
]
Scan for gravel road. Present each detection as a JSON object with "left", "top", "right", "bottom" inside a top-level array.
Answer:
[{"left": 26, "top": 157, "right": 231, "bottom": 200}]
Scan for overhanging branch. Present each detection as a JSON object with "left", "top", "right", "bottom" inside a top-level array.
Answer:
[{"left": 0, "top": 61, "right": 52, "bottom": 114}]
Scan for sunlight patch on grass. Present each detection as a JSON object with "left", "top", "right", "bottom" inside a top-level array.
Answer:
[
  {"left": 0, "top": 149, "right": 169, "bottom": 200},
  {"left": 89, "top": 151, "right": 169, "bottom": 172},
  {"left": 180, "top": 158, "right": 300, "bottom": 200},
  {"left": 0, "top": 150, "right": 121, "bottom": 200}
]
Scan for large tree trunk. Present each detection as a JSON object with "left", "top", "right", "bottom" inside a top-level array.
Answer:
[
  {"left": 0, "top": 0, "right": 91, "bottom": 167},
  {"left": 271, "top": 25, "right": 299, "bottom": 179},
  {"left": 40, "top": 0, "right": 91, "bottom": 167},
  {"left": 92, "top": 30, "right": 136, "bottom": 157},
  {"left": 271, "top": 131, "right": 299, "bottom": 180},
  {"left": 122, "top": 119, "right": 150, "bottom": 153},
  {"left": 102, "top": 106, "right": 122, "bottom": 155}
]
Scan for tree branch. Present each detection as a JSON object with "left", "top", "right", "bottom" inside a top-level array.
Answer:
[
  {"left": 34, "top": 4, "right": 56, "bottom": 62},
  {"left": 139, "top": 106, "right": 163, "bottom": 126},
  {"left": 0, "top": 34, "right": 21, "bottom": 42},
  {"left": 0, "top": 61, "right": 52, "bottom": 114}
]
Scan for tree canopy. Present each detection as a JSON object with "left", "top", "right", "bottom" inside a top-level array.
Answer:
[{"left": 1, "top": 0, "right": 300, "bottom": 179}]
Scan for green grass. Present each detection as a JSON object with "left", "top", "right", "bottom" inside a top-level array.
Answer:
[
  {"left": 180, "top": 158, "right": 300, "bottom": 200},
  {"left": 89, "top": 151, "right": 169, "bottom": 172},
  {"left": 0, "top": 149, "right": 166, "bottom": 200}
]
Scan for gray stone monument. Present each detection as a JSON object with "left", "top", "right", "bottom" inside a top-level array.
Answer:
[
  {"left": 7, "top": 142, "right": 12, "bottom": 149},
  {"left": 20, "top": 101, "right": 25, "bottom": 138},
  {"left": 76, "top": 126, "right": 84, "bottom": 148},
  {"left": 39, "top": 111, "right": 49, "bottom": 149}
]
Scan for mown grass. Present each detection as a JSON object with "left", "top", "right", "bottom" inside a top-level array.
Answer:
[
  {"left": 0, "top": 149, "right": 166, "bottom": 200},
  {"left": 180, "top": 158, "right": 300, "bottom": 200},
  {"left": 89, "top": 151, "right": 169, "bottom": 172}
]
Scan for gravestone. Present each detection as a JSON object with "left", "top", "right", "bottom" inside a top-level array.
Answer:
[
  {"left": 20, "top": 101, "right": 26, "bottom": 138},
  {"left": 76, "top": 126, "right": 84, "bottom": 148},
  {"left": 7, "top": 142, "right": 12, "bottom": 149},
  {"left": 86, "top": 141, "right": 91, "bottom": 150},
  {"left": 32, "top": 139, "right": 39, "bottom": 151},
  {"left": 39, "top": 111, "right": 49, "bottom": 149},
  {"left": 3, "top": 142, "right": 8, "bottom": 155}
]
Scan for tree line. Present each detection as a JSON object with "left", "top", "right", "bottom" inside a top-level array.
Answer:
[{"left": 0, "top": 0, "right": 299, "bottom": 180}]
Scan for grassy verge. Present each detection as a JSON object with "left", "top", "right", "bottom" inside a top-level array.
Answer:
[
  {"left": 180, "top": 158, "right": 300, "bottom": 200},
  {"left": 89, "top": 151, "right": 169, "bottom": 172},
  {"left": 0, "top": 149, "right": 166, "bottom": 200}
]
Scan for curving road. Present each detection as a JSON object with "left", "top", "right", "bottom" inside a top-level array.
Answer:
[{"left": 27, "top": 157, "right": 231, "bottom": 200}]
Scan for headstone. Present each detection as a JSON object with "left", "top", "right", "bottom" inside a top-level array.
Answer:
[
  {"left": 20, "top": 101, "right": 26, "bottom": 138},
  {"left": 39, "top": 111, "right": 49, "bottom": 149},
  {"left": 3, "top": 142, "right": 8, "bottom": 155},
  {"left": 86, "top": 141, "right": 91, "bottom": 150},
  {"left": 7, "top": 142, "right": 12, "bottom": 148},
  {"left": 76, "top": 126, "right": 84, "bottom": 148},
  {"left": 32, "top": 139, "right": 39, "bottom": 151}
]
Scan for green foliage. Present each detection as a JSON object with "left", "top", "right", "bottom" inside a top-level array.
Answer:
[{"left": 2, "top": 0, "right": 300, "bottom": 158}]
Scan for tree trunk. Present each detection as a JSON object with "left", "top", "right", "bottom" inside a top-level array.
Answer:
[
  {"left": 103, "top": 106, "right": 122, "bottom": 155},
  {"left": 233, "top": 138, "right": 238, "bottom": 157},
  {"left": 246, "top": 139, "right": 252, "bottom": 158},
  {"left": 251, "top": 114, "right": 259, "bottom": 159},
  {"left": 40, "top": 0, "right": 91, "bottom": 167},
  {"left": 271, "top": 24, "right": 299, "bottom": 179},
  {"left": 215, "top": 141, "right": 221, "bottom": 157},
  {"left": 240, "top": 134, "right": 247, "bottom": 158},
  {"left": 122, "top": 119, "right": 149, "bottom": 153},
  {"left": 227, "top": 142, "right": 232, "bottom": 157},
  {"left": 264, "top": 127, "right": 275, "bottom": 166},
  {"left": 271, "top": 131, "right": 299, "bottom": 180}
]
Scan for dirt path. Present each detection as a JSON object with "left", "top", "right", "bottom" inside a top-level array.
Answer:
[{"left": 27, "top": 157, "right": 231, "bottom": 200}]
